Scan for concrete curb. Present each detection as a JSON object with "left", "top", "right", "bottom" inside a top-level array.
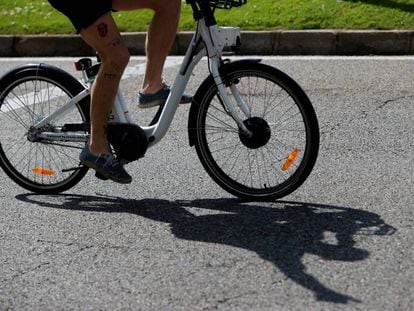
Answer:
[{"left": 1, "top": 30, "right": 414, "bottom": 57}]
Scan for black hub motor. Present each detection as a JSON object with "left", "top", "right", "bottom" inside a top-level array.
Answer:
[{"left": 238, "top": 117, "right": 271, "bottom": 149}]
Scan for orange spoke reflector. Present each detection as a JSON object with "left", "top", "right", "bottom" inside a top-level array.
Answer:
[
  {"left": 282, "top": 149, "right": 299, "bottom": 171},
  {"left": 32, "top": 167, "right": 56, "bottom": 176}
]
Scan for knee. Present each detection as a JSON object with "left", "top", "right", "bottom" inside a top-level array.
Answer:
[
  {"left": 113, "top": 46, "right": 130, "bottom": 72},
  {"left": 100, "top": 43, "right": 130, "bottom": 73}
]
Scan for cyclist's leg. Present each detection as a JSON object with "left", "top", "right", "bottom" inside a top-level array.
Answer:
[
  {"left": 113, "top": 0, "right": 181, "bottom": 93},
  {"left": 80, "top": 13, "right": 130, "bottom": 155}
]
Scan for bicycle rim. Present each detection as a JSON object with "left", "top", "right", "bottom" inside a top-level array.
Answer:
[
  {"left": 195, "top": 65, "right": 319, "bottom": 200},
  {"left": 0, "top": 76, "right": 88, "bottom": 193}
]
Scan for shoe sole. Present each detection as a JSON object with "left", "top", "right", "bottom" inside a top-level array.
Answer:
[
  {"left": 138, "top": 99, "right": 165, "bottom": 109},
  {"left": 138, "top": 98, "right": 193, "bottom": 109},
  {"left": 80, "top": 158, "right": 132, "bottom": 184}
]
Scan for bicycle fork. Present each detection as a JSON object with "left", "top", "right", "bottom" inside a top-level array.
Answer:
[
  {"left": 211, "top": 58, "right": 252, "bottom": 134},
  {"left": 200, "top": 24, "right": 253, "bottom": 137}
]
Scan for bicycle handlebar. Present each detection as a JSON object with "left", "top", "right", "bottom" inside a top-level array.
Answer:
[
  {"left": 186, "top": 0, "right": 247, "bottom": 26},
  {"left": 187, "top": 0, "right": 247, "bottom": 9}
]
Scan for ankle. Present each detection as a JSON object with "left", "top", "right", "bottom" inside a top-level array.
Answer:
[
  {"left": 141, "top": 82, "right": 164, "bottom": 94},
  {"left": 88, "top": 143, "right": 110, "bottom": 156}
]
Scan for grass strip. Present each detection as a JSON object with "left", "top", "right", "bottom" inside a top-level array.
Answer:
[{"left": 1, "top": 0, "right": 414, "bottom": 34}]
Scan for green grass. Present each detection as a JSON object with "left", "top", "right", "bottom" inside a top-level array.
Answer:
[{"left": 1, "top": 0, "right": 414, "bottom": 34}]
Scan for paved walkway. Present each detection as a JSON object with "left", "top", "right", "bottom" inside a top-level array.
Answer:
[{"left": 1, "top": 30, "right": 414, "bottom": 56}]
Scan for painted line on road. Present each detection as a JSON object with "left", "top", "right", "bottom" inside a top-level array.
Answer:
[
  {"left": 122, "top": 58, "right": 183, "bottom": 79},
  {"left": 2, "top": 55, "right": 414, "bottom": 62},
  {"left": 1, "top": 55, "right": 413, "bottom": 113}
]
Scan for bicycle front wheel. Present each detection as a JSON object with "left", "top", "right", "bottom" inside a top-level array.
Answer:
[
  {"left": 193, "top": 61, "right": 319, "bottom": 200},
  {"left": 0, "top": 64, "right": 90, "bottom": 194}
]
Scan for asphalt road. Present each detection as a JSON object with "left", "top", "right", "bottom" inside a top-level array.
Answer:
[{"left": 0, "top": 56, "right": 413, "bottom": 310}]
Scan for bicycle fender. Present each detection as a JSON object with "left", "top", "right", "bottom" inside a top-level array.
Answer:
[
  {"left": 187, "top": 58, "right": 261, "bottom": 146},
  {"left": 0, "top": 63, "right": 89, "bottom": 114}
]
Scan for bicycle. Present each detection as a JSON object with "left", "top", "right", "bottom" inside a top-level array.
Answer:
[{"left": 0, "top": 0, "right": 319, "bottom": 201}]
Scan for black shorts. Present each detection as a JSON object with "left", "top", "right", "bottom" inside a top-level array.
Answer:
[{"left": 48, "top": 0, "right": 113, "bottom": 33}]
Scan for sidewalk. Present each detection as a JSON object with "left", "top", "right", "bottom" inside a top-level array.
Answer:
[{"left": 1, "top": 30, "right": 414, "bottom": 57}]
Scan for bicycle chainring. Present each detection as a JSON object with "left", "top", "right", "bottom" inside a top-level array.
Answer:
[{"left": 107, "top": 123, "right": 148, "bottom": 163}]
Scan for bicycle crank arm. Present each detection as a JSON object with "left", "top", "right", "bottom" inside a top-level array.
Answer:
[
  {"left": 61, "top": 166, "right": 108, "bottom": 182},
  {"left": 62, "top": 166, "right": 83, "bottom": 173}
]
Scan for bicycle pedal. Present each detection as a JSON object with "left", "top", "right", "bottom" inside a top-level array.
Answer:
[{"left": 95, "top": 172, "right": 108, "bottom": 181}]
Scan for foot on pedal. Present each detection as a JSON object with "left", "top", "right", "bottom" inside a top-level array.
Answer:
[{"left": 79, "top": 146, "right": 132, "bottom": 184}]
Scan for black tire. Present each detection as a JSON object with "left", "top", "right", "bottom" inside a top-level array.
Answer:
[
  {"left": 0, "top": 64, "right": 90, "bottom": 194},
  {"left": 193, "top": 61, "right": 319, "bottom": 200}
]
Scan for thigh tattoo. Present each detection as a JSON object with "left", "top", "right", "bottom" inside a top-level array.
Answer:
[{"left": 97, "top": 23, "right": 109, "bottom": 37}]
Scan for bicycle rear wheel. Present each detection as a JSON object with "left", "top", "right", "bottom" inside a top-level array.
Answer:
[
  {"left": 193, "top": 61, "right": 319, "bottom": 200},
  {"left": 0, "top": 64, "right": 90, "bottom": 193}
]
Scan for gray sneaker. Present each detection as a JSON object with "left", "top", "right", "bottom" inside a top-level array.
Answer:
[
  {"left": 79, "top": 146, "right": 132, "bottom": 184},
  {"left": 138, "top": 84, "right": 192, "bottom": 109}
]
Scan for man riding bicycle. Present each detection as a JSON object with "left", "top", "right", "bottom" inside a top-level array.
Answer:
[{"left": 47, "top": 0, "right": 191, "bottom": 184}]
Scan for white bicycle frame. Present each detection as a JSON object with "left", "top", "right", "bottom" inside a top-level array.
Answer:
[{"left": 34, "top": 18, "right": 252, "bottom": 148}]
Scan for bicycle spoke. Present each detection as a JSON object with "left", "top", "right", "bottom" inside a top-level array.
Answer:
[
  {"left": 1, "top": 101, "right": 31, "bottom": 128},
  {"left": 42, "top": 141, "right": 84, "bottom": 150},
  {"left": 203, "top": 104, "right": 239, "bottom": 132},
  {"left": 209, "top": 140, "right": 241, "bottom": 154},
  {"left": 204, "top": 124, "right": 239, "bottom": 134}
]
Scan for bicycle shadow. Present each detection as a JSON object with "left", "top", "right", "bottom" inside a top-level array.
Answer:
[{"left": 15, "top": 193, "right": 396, "bottom": 304}]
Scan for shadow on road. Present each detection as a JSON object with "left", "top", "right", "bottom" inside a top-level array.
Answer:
[{"left": 16, "top": 193, "right": 396, "bottom": 304}]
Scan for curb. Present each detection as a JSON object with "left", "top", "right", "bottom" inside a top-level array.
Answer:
[{"left": 1, "top": 30, "right": 414, "bottom": 57}]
